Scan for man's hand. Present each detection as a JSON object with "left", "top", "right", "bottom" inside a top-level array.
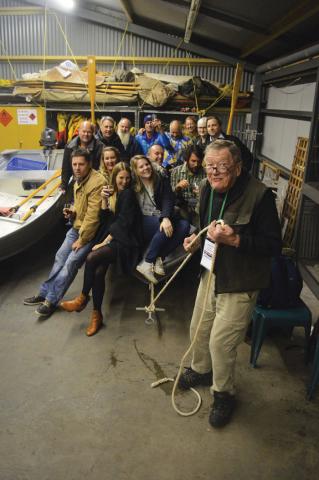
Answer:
[
  {"left": 160, "top": 217, "right": 173, "bottom": 237},
  {"left": 207, "top": 220, "right": 240, "bottom": 247},
  {"left": 72, "top": 239, "right": 83, "bottom": 252},
  {"left": 176, "top": 179, "right": 189, "bottom": 191},
  {"left": 183, "top": 233, "right": 200, "bottom": 253},
  {"left": 153, "top": 118, "right": 163, "bottom": 132},
  {"left": 63, "top": 207, "right": 75, "bottom": 220}
]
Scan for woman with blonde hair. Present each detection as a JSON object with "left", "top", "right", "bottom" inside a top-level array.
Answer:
[
  {"left": 99, "top": 146, "right": 120, "bottom": 186},
  {"left": 60, "top": 162, "right": 142, "bottom": 336},
  {"left": 131, "top": 155, "right": 190, "bottom": 284}
]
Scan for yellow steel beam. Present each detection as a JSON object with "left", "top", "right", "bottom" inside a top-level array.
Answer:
[
  {"left": 0, "top": 55, "right": 223, "bottom": 65},
  {"left": 226, "top": 63, "right": 243, "bottom": 135},
  {"left": 87, "top": 56, "right": 96, "bottom": 124},
  {"left": 0, "top": 7, "right": 49, "bottom": 15},
  {"left": 240, "top": 0, "right": 319, "bottom": 59}
]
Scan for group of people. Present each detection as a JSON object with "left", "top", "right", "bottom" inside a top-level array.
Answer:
[{"left": 23, "top": 112, "right": 282, "bottom": 429}]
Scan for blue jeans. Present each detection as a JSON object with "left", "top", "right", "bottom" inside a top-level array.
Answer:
[
  {"left": 142, "top": 216, "right": 190, "bottom": 263},
  {"left": 39, "top": 228, "right": 93, "bottom": 305}
]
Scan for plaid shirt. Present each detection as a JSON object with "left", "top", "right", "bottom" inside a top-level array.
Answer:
[{"left": 170, "top": 162, "right": 206, "bottom": 207}]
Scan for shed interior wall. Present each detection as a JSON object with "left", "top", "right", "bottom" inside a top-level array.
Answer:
[{"left": 260, "top": 82, "right": 315, "bottom": 171}]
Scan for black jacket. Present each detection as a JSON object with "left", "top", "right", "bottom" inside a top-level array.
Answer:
[
  {"left": 194, "top": 135, "right": 210, "bottom": 155},
  {"left": 95, "top": 188, "right": 142, "bottom": 274},
  {"left": 61, "top": 136, "right": 103, "bottom": 191},
  {"left": 121, "top": 135, "right": 143, "bottom": 164},
  {"left": 153, "top": 174, "right": 176, "bottom": 220},
  {"left": 95, "top": 130, "right": 125, "bottom": 157}
]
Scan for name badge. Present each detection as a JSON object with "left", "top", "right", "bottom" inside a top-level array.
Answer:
[{"left": 200, "top": 237, "right": 217, "bottom": 271}]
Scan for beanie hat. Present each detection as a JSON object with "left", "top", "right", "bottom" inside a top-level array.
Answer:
[{"left": 143, "top": 114, "right": 153, "bottom": 125}]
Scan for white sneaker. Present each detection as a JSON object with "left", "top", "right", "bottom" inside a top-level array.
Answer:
[
  {"left": 136, "top": 260, "right": 158, "bottom": 284},
  {"left": 154, "top": 257, "right": 165, "bottom": 276}
]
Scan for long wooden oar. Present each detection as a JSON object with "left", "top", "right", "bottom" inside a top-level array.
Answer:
[
  {"left": 10, "top": 168, "right": 61, "bottom": 213},
  {"left": 21, "top": 180, "right": 61, "bottom": 222}
]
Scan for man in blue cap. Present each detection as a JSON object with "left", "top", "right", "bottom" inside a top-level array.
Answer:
[{"left": 135, "top": 114, "right": 172, "bottom": 156}]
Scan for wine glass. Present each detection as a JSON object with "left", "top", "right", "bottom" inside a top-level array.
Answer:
[
  {"left": 64, "top": 202, "right": 73, "bottom": 227},
  {"left": 192, "top": 180, "right": 199, "bottom": 197},
  {"left": 102, "top": 185, "right": 114, "bottom": 198}
]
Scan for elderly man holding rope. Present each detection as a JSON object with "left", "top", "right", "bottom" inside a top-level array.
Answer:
[{"left": 179, "top": 139, "right": 282, "bottom": 428}]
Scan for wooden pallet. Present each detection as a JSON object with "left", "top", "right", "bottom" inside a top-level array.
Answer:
[{"left": 282, "top": 137, "right": 308, "bottom": 247}]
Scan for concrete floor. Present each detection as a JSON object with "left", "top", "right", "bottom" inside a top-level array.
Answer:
[{"left": 1, "top": 223, "right": 319, "bottom": 480}]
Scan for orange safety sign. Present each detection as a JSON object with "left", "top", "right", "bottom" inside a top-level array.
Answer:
[{"left": 0, "top": 109, "right": 13, "bottom": 127}]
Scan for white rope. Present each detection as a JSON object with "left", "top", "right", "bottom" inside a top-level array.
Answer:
[
  {"left": 150, "top": 221, "right": 224, "bottom": 416},
  {"left": 151, "top": 377, "right": 202, "bottom": 416},
  {"left": 146, "top": 225, "right": 209, "bottom": 312}
]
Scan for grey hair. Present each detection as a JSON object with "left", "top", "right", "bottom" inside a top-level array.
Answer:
[
  {"left": 118, "top": 117, "right": 131, "bottom": 126},
  {"left": 204, "top": 139, "right": 242, "bottom": 164},
  {"left": 100, "top": 116, "right": 115, "bottom": 126}
]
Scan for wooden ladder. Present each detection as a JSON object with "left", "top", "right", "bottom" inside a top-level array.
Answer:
[{"left": 282, "top": 137, "right": 309, "bottom": 247}]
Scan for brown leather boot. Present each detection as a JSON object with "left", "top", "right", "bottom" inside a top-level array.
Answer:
[
  {"left": 86, "top": 310, "right": 103, "bottom": 337},
  {"left": 60, "top": 293, "right": 89, "bottom": 312}
]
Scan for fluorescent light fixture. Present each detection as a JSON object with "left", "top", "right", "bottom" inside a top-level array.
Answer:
[
  {"left": 54, "top": 0, "right": 75, "bottom": 10},
  {"left": 184, "top": 0, "right": 201, "bottom": 44}
]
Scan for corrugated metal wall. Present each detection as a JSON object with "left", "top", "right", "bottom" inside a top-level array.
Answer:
[
  {"left": 0, "top": 1, "right": 253, "bottom": 89},
  {"left": 0, "top": 1, "right": 252, "bottom": 135}
]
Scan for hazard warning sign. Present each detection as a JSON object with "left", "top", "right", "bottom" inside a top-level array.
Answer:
[
  {"left": 17, "top": 108, "right": 38, "bottom": 125},
  {"left": 0, "top": 109, "right": 13, "bottom": 127}
]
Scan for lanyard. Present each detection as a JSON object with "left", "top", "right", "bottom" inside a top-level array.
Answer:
[{"left": 207, "top": 189, "right": 228, "bottom": 224}]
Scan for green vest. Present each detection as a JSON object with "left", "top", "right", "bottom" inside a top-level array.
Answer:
[{"left": 201, "top": 176, "right": 271, "bottom": 294}]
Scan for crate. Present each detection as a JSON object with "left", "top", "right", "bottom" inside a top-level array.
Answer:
[{"left": 6, "top": 157, "right": 47, "bottom": 171}]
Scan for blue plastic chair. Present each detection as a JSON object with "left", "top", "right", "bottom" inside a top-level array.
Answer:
[
  {"left": 250, "top": 300, "right": 312, "bottom": 368},
  {"left": 307, "top": 331, "right": 319, "bottom": 400}
]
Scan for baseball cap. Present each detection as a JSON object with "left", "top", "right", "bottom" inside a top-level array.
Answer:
[{"left": 143, "top": 114, "right": 153, "bottom": 124}]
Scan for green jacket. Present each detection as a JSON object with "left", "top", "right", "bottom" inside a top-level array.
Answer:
[{"left": 199, "top": 172, "right": 282, "bottom": 293}]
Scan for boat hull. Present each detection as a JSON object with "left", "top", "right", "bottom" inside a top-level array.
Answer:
[
  {"left": 0, "top": 150, "right": 64, "bottom": 261},
  {"left": 0, "top": 193, "right": 63, "bottom": 262}
]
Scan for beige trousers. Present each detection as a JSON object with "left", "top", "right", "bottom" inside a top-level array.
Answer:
[{"left": 190, "top": 270, "right": 258, "bottom": 395}]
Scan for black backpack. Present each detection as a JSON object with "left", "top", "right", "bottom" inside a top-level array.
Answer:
[{"left": 257, "top": 255, "right": 303, "bottom": 309}]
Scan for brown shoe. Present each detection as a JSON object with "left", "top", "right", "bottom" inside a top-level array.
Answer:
[
  {"left": 86, "top": 310, "right": 103, "bottom": 337},
  {"left": 60, "top": 293, "right": 89, "bottom": 312}
]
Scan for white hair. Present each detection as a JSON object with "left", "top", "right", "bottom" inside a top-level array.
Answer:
[{"left": 197, "top": 117, "right": 207, "bottom": 127}]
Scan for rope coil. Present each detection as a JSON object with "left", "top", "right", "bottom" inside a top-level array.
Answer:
[{"left": 150, "top": 221, "right": 224, "bottom": 416}]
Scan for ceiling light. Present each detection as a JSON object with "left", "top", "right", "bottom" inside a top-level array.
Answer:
[{"left": 54, "top": 0, "right": 75, "bottom": 10}]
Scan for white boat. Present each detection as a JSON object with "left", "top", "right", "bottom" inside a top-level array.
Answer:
[{"left": 0, "top": 149, "right": 64, "bottom": 261}]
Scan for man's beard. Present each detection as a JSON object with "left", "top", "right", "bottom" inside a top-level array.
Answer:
[
  {"left": 189, "top": 165, "right": 200, "bottom": 174},
  {"left": 73, "top": 174, "right": 83, "bottom": 183},
  {"left": 118, "top": 131, "right": 131, "bottom": 149}
]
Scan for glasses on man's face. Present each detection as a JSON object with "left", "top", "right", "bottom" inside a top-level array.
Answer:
[{"left": 205, "top": 163, "right": 234, "bottom": 174}]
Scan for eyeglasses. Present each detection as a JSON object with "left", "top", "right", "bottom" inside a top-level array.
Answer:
[{"left": 205, "top": 163, "right": 234, "bottom": 173}]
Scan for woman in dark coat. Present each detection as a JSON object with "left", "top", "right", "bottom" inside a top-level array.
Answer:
[
  {"left": 60, "top": 162, "right": 141, "bottom": 336},
  {"left": 131, "top": 155, "right": 190, "bottom": 284}
]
